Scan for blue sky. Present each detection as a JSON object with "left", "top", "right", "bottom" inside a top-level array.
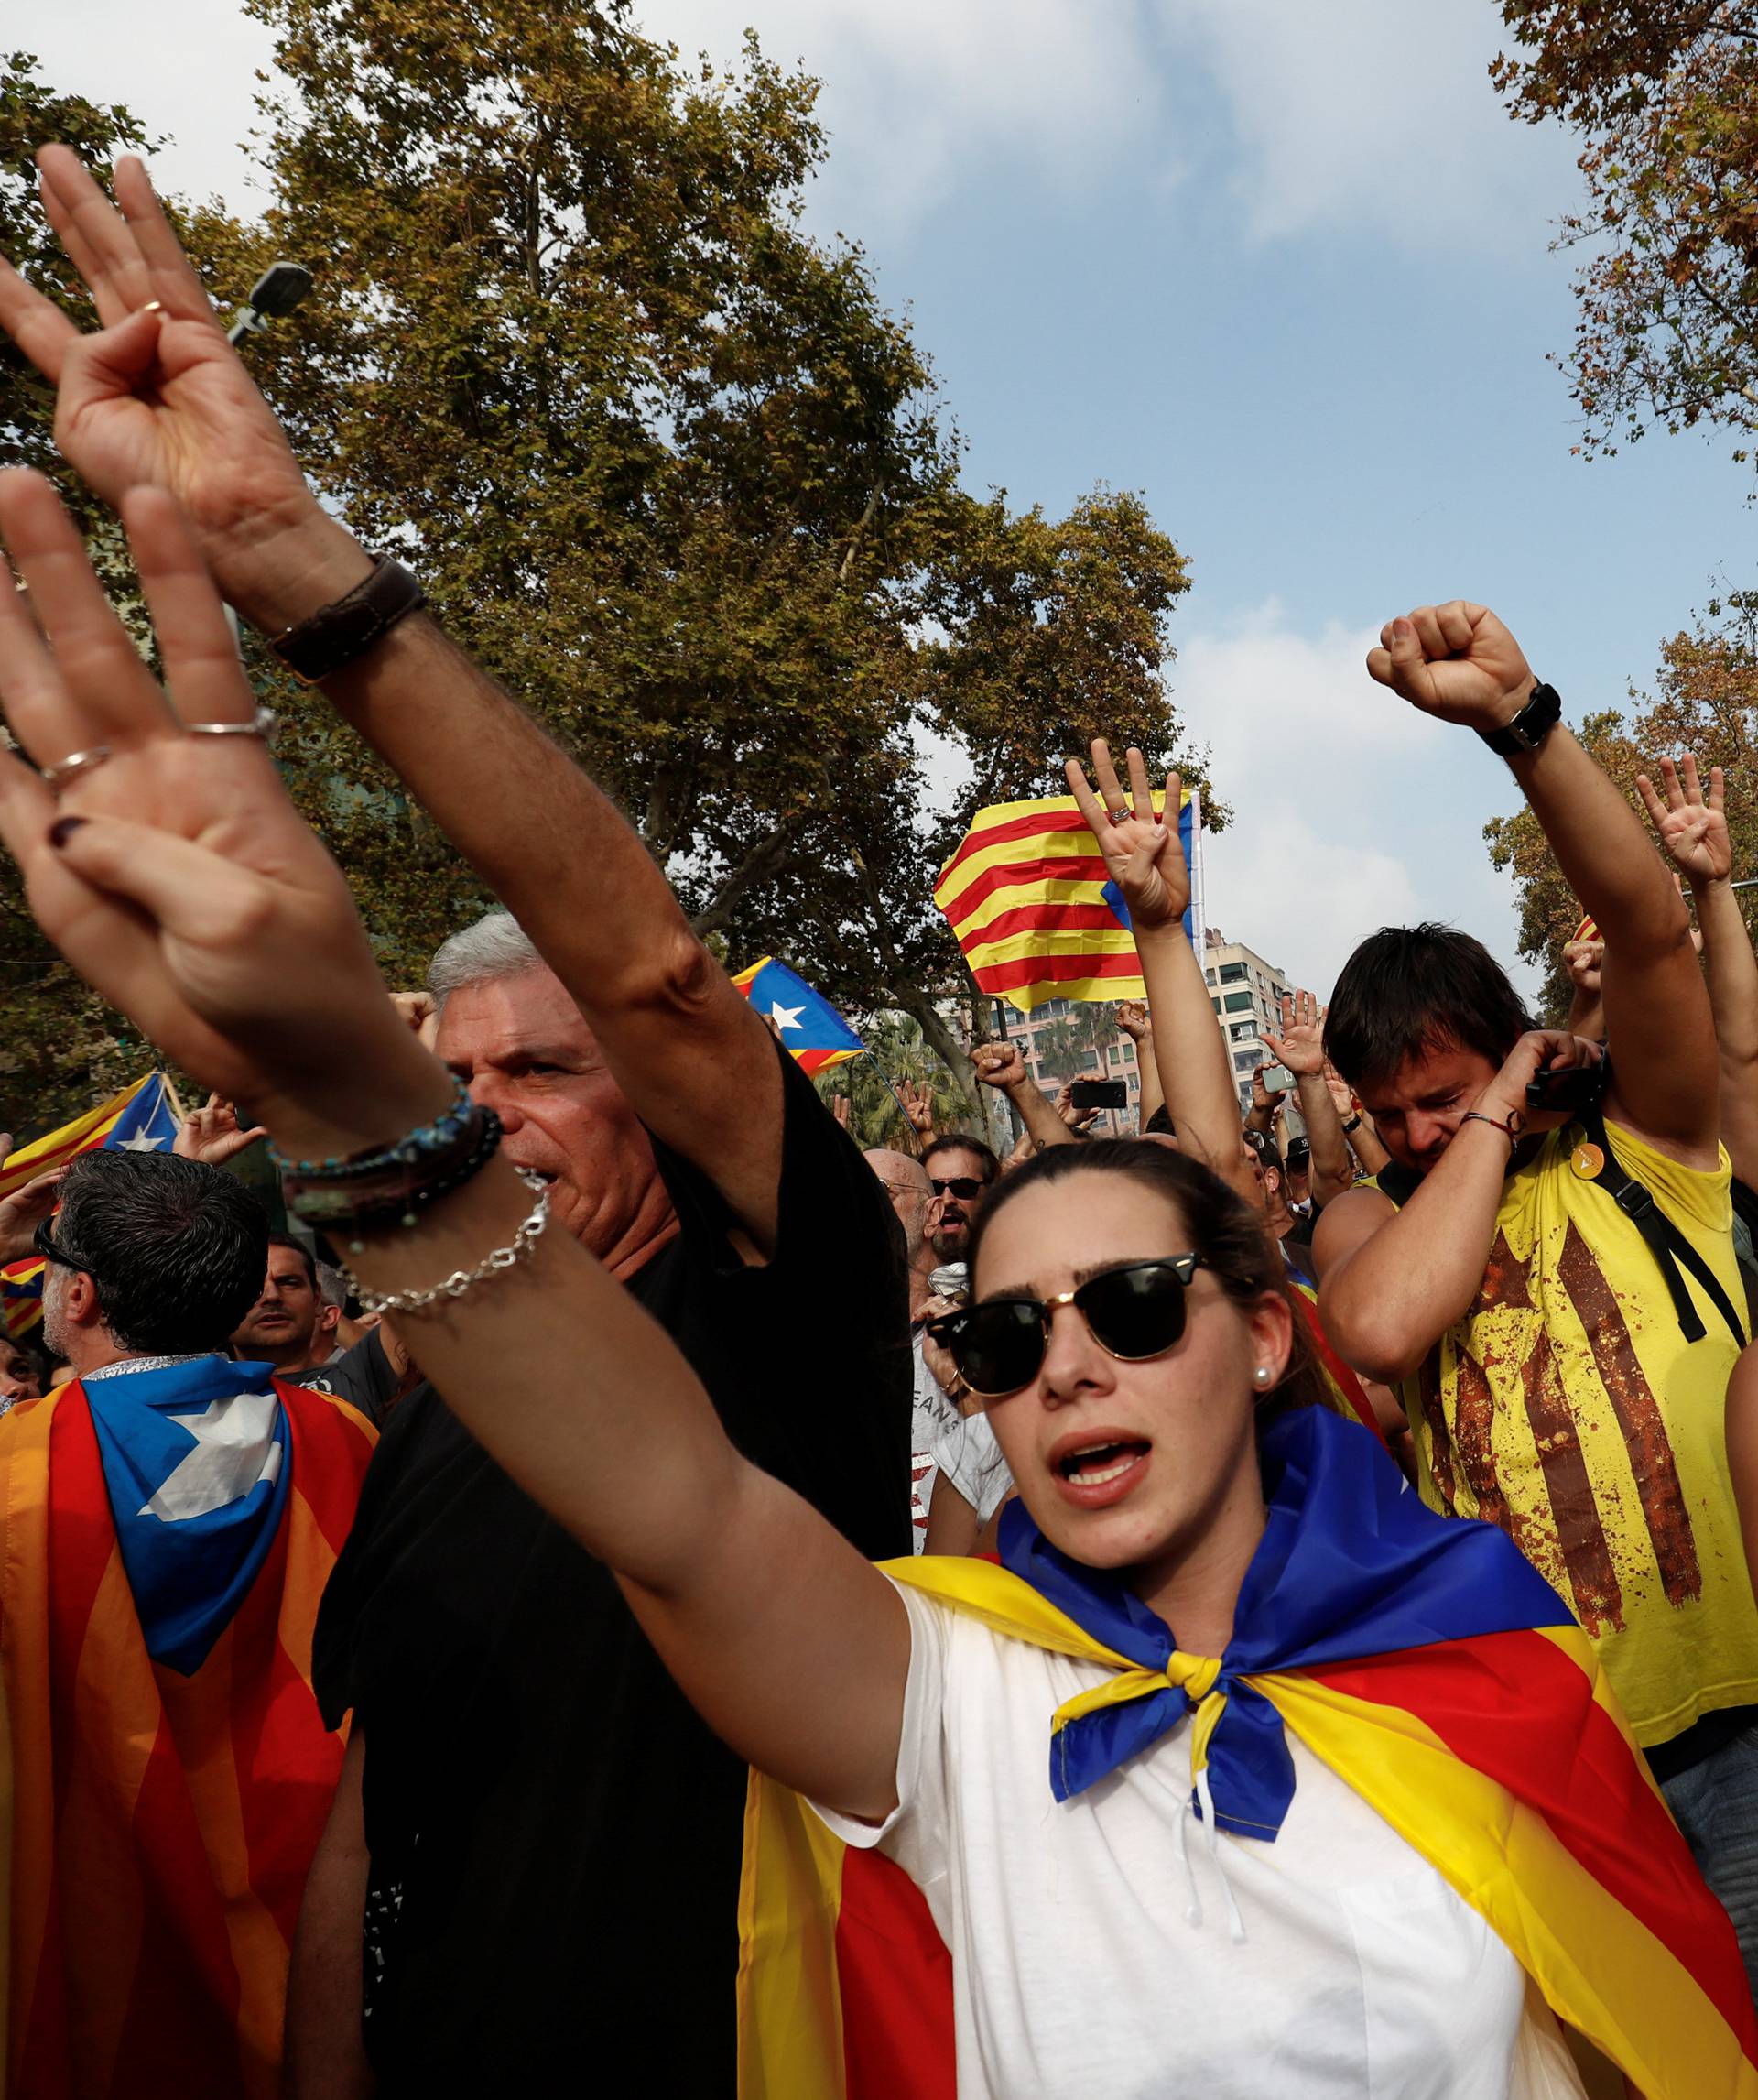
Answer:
[{"left": 31, "top": 0, "right": 1756, "bottom": 998}]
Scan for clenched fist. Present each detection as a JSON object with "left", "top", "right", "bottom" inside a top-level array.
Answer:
[{"left": 1366, "top": 602, "right": 1535, "bottom": 734}]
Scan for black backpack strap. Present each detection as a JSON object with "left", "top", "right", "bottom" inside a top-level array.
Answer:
[{"left": 1579, "top": 1104, "right": 1747, "bottom": 1348}]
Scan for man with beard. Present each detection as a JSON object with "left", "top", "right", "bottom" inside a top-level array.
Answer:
[{"left": 920, "top": 1132, "right": 1000, "bottom": 1268}]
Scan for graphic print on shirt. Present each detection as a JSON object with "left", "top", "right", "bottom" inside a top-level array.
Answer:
[{"left": 1424, "top": 1222, "right": 1698, "bottom": 1638}]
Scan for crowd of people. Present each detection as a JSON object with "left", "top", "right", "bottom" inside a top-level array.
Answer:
[{"left": 0, "top": 142, "right": 1753, "bottom": 2099}]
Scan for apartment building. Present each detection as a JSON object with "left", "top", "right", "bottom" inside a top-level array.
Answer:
[
  {"left": 1203, "top": 927, "right": 1293, "bottom": 1110},
  {"left": 1000, "top": 996, "right": 1145, "bottom": 1117}
]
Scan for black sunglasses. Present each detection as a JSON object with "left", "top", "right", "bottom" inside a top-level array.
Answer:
[
  {"left": 926, "top": 1256, "right": 1210, "bottom": 1398},
  {"left": 33, "top": 1217, "right": 91, "bottom": 1275},
  {"left": 928, "top": 1176, "right": 986, "bottom": 1202}
]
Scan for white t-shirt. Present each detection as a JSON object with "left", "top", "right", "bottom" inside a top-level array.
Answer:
[
  {"left": 929, "top": 1409, "right": 1013, "bottom": 1527},
  {"left": 909, "top": 1333, "right": 960, "bottom": 1548},
  {"left": 815, "top": 1581, "right": 1587, "bottom": 2100}
]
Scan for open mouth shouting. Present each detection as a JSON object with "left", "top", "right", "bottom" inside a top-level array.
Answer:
[{"left": 1047, "top": 1428, "right": 1153, "bottom": 1510}]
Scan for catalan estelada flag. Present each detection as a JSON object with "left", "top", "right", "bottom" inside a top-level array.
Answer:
[
  {"left": 934, "top": 790, "right": 1203, "bottom": 1013},
  {"left": 736, "top": 1406, "right": 1757, "bottom": 2098},
  {"left": 732, "top": 958, "right": 863, "bottom": 1076},
  {"left": 0, "top": 1363, "right": 375, "bottom": 2097},
  {"left": 0, "top": 1075, "right": 180, "bottom": 1339}
]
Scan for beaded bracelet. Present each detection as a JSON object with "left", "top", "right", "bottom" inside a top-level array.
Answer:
[
  {"left": 268, "top": 1075, "right": 474, "bottom": 1179},
  {"left": 340, "top": 1173, "right": 551, "bottom": 1316},
  {"left": 286, "top": 1107, "right": 505, "bottom": 1246}
]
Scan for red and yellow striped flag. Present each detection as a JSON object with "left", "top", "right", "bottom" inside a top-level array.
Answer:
[
  {"left": 933, "top": 791, "right": 1200, "bottom": 1014},
  {"left": 0, "top": 1076, "right": 179, "bottom": 1339}
]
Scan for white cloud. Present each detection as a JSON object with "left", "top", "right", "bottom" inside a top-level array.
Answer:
[
  {"left": 20, "top": 0, "right": 278, "bottom": 211},
  {"left": 1174, "top": 0, "right": 1577, "bottom": 249},
  {"left": 24, "top": 0, "right": 1578, "bottom": 260},
  {"left": 637, "top": 0, "right": 1175, "bottom": 238},
  {"left": 1173, "top": 604, "right": 1534, "bottom": 996}
]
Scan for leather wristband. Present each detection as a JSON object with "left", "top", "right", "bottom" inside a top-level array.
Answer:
[
  {"left": 268, "top": 555, "right": 426, "bottom": 683},
  {"left": 1476, "top": 680, "right": 1561, "bottom": 758}
]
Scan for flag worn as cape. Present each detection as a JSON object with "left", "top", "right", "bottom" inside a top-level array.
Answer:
[
  {"left": 732, "top": 958, "right": 864, "bottom": 1076},
  {"left": 0, "top": 1369, "right": 375, "bottom": 2099},
  {"left": 736, "top": 1406, "right": 1758, "bottom": 2100},
  {"left": 933, "top": 789, "right": 1201, "bottom": 1014},
  {"left": 0, "top": 1075, "right": 181, "bottom": 1339}
]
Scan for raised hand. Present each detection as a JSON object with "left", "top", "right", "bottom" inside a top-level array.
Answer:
[
  {"left": 1063, "top": 740, "right": 1188, "bottom": 931},
  {"left": 0, "top": 1165, "right": 66, "bottom": 1264},
  {"left": 1261, "top": 988, "right": 1327, "bottom": 1077},
  {"left": 0, "top": 149, "right": 361, "bottom": 624},
  {"left": 1115, "top": 1000, "right": 1152, "bottom": 1043},
  {"left": 1365, "top": 602, "right": 1535, "bottom": 733},
  {"left": 1053, "top": 1080, "right": 1101, "bottom": 1131},
  {"left": 172, "top": 1090, "right": 269, "bottom": 1166},
  {"left": 897, "top": 1079, "right": 937, "bottom": 1140},
  {"left": 0, "top": 470, "right": 443, "bottom": 1159},
  {"left": 1636, "top": 755, "right": 1731, "bottom": 889},
  {"left": 972, "top": 1041, "right": 1029, "bottom": 1092},
  {"left": 1562, "top": 937, "right": 1604, "bottom": 998},
  {"left": 1323, "top": 1068, "right": 1356, "bottom": 1121}
]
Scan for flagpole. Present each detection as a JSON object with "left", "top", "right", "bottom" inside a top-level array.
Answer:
[{"left": 991, "top": 996, "right": 1022, "bottom": 1151}]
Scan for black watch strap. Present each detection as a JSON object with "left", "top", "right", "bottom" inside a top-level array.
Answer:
[
  {"left": 268, "top": 555, "right": 426, "bottom": 683},
  {"left": 1477, "top": 680, "right": 1562, "bottom": 758}
]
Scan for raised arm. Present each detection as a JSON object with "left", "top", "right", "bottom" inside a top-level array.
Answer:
[
  {"left": 2, "top": 149, "right": 787, "bottom": 1246},
  {"left": 1115, "top": 1001, "right": 1165, "bottom": 1131},
  {"left": 0, "top": 470, "right": 907, "bottom": 1823},
  {"left": 1370, "top": 604, "right": 1717, "bottom": 1165},
  {"left": 1637, "top": 756, "right": 1758, "bottom": 1183},
  {"left": 971, "top": 1041, "right": 1076, "bottom": 1152},
  {"left": 1262, "top": 990, "right": 1352, "bottom": 1207},
  {"left": 1064, "top": 742, "right": 1252, "bottom": 1198},
  {"left": 1315, "top": 1028, "right": 1601, "bottom": 1380}
]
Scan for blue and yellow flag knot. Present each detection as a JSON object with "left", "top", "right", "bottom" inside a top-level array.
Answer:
[{"left": 1051, "top": 1648, "right": 1225, "bottom": 1796}]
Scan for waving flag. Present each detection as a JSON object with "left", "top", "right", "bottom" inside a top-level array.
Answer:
[
  {"left": 736, "top": 1408, "right": 1758, "bottom": 2099},
  {"left": 732, "top": 958, "right": 863, "bottom": 1076},
  {"left": 934, "top": 789, "right": 1204, "bottom": 1014},
  {"left": 0, "top": 1073, "right": 181, "bottom": 1339},
  {"left": 0, "top": 1369, "right": 375, "bottom": 2097}
]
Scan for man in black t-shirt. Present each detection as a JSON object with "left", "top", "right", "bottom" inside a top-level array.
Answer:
[{"left": 291, "top": 918, "right": 910, "bottom": 2097}]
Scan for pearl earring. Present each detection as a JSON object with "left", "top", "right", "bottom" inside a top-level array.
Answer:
[{"left": 1253, "top": 1366, "right": 1273, "bottom": 1388}]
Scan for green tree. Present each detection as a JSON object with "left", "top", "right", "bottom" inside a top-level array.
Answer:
[
  {"left": 0, "top": 58, "right": 168, "bottom": 1124},
  {"left": 0, "top": 8, "right": 1210, "bottom": 1126},
  {"left": 1492, "top": 4, "right": 1758, "bottom": 467},
  {"left": 1485, "top": 592, "right": 1758, "bottom": 1015}
]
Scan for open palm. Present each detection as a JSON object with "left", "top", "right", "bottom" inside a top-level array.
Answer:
[
  {"left": 0, "top": 153, "right": 316, "bottom": 566},
  {"left": 0, "top": 472, "right": 434, "bottom": 1147},
  {"left": 1064, "top": 740, "right": 1188, "bottom": 930},
  {"left": 1636, "top": 755, "right": 1731, "bottom": 887}
]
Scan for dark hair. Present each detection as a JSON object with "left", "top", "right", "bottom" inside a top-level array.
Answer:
[
  {"left": 54, "top": 1150, "right": 267, "bottom": 1355},
  {"left": 922, "top": 1132, "right": 1001, "bottom": 1186},
  {"left": 966, "top": 1138, "right": 1327, "bottom": 1419},
  {"left": 1324, "top": 923, "right": 1532, "bottom": 1093},
  {"left": 266, "top": 1232, "right": 318, "bottom": 1290}
]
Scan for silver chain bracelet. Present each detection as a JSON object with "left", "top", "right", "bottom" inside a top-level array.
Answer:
[{"left": 342, "top": 1172, "right": 552, "bottom": 1316}]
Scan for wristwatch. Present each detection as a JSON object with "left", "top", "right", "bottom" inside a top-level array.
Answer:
[
  {"left": 1477, "top": 680, "right": 1562, "bottom": 758},
  {"left": 1341, "top": 1114, "right": 1362, "bottom": 1134}
]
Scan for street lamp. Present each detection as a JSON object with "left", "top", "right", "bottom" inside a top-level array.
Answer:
[{"left": 225, "top": 262, "right": 314, "bottom": 346}]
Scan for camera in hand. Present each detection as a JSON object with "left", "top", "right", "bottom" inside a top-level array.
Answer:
[
  {"left": 1525, "top": 1057, "right": 1610, "bottom": 1118},
  {"left": 1070, "top": 1079, "right": 1128, "bottom": 1111}
]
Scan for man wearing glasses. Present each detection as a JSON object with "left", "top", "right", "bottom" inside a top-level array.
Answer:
[{"left": 921, "top": 1133, "right": 1001, "bottom": 1268}]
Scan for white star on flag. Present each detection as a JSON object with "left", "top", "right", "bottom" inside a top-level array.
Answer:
[
  {"left": 117, "top": 1131, "right": 165, "bottom": 1153},
  {"left": 767, "top": 1002, "right": 805, "bottom": 1031},
  {"left": 138, "top": 1390, "right": 283, "bottom": 1523}
]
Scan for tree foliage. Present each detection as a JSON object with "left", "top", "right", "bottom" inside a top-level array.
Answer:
[
  {"left": 1485, "top": 592, "right": 1758, "bottom": 1018},
  {"left": 0, "top": 7, "right": 1205, "bottom": 1127},
  {"left": 1492, "top": 3, "right": 1758, "bottom": 465}
]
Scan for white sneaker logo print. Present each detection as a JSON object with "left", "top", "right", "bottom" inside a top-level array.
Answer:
[{"left": 137, "top": 1390, "right": 283, "bottom": 1523}]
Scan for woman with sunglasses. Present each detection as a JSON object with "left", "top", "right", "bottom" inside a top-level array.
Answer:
[{"left": 0, "top": 476, "right": 1747, "bottom": 2097}]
